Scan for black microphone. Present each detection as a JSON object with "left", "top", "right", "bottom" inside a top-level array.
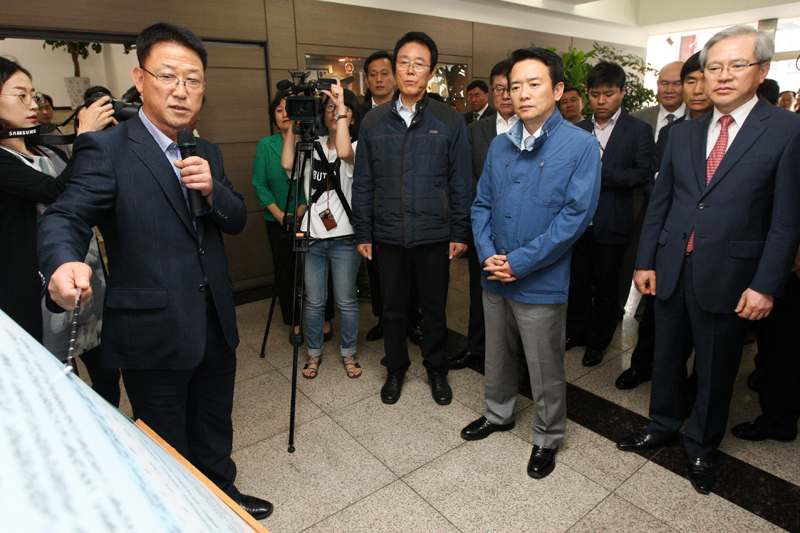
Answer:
[
  {"left": 276, "top": 79, "right": 293, "bottom": 92},
  {"left": 177, "top": 129, "right": 205, "bottom": 217}
]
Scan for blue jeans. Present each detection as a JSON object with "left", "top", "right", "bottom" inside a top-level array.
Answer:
[{"left": 305, "top": 237, "right": 360, "bottom": 357}]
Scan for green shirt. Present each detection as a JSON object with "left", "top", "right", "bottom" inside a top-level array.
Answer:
[{"left": 252, "top": 133, "right": 306, "bottom": 221}]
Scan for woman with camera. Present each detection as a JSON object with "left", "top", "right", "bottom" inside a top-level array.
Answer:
[
  {"left": 282, "top": 81, "right": 362, "bottom": 379},
  {"left": 253, "top": 89, "right": 337, "bottom": 336},
  {"left": 0, "top": 56, "right": 119, "bottom": 404}
]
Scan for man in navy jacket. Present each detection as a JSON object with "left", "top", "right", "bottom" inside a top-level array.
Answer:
[
  {"left": 617, "top": 25, "right": 800, "bottom": 495},
  {"left": 461, "top": 47, "right": 600, "bottom": 479},
  {"left": 38, "top": 23, "right": 272, "bottom": 519},
  {"left": 569, "top": 62, "right": 656, "bottom": 368},
  {"left": 352, "top": 32, "right": 472, "bottom": 406}
]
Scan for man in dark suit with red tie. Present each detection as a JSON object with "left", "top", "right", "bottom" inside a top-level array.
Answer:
[{"left": 617, "top": 25, "right": 800, "bottom": 495}]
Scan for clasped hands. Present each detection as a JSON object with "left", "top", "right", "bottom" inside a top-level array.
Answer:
[{"left": 484, "top": 254, "right": 517, "bottom": 282}]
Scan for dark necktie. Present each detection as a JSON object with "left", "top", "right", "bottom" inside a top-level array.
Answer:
[
  {"left": 474, "top": 111, "right": 480, "bottom": 121},
  {"left": 666, "top": 113, "right": 675, "bottom": 124},
  {"left": 687, "top": 115, "right": 733, "bottom": 253}
]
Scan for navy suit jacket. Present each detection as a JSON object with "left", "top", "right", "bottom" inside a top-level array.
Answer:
[
  {"left": 637, "top": 99, "right": 800, "bottom": 313},
  {"left": 577, "top": 112, "right": 656, "bottom": 244},
  {"left": 38, "top": 114, "right": 247, "bottom": 370},
  {"left": 467, "top": 114, "right": 497, "bottom": 184}
]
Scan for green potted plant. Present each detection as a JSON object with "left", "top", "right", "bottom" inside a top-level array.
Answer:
[{"left": 43, "top": 40, "right": 103, "bottom": 108}]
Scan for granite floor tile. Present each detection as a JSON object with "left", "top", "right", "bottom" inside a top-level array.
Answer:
[
  {"left": 564, "top": 345, "right": 626, "bottom": 384},
  {"left": 236, "top": 339, "right": 282, "bottom": 383},
  {"left": 303, "top": 480, "right": 459, "bottom": 533},
  {"left": 571, "top": 351, "right": 653, "bottom": 419},
  {"left": 404, "top": 431, "right": 610, "bottom": 533},
  {"left": 568, "top": 494, "right": 677, "bottom": 533},
  {"left": 329, "top": 378, "right": 479, "bottom": 476},
  {"left": 231, "top": 369, "right": 325, "bottom": 452},
  {"left": 510, "top": 409, "right": 648, "bottom": 491},
  {"left": 231, "top": 415, "right": 398, "bottom": 533},
  {"left": 274, "top": 342, "right": 389, "bottom": 412},
  {"left": 615, "top": 461, "right": 787, "bottom": 533},
  {"left": 441, "top": 366, "right": 534, "bottom": 417}
]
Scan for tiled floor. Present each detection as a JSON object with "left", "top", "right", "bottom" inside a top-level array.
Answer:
[{"left": 84, "top": 257, "right": 799, "bottom": 533}]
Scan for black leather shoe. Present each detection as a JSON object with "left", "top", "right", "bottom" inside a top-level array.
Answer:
[
  {"left": 461, "top": 416, "right": 515, "bottom": 441},
  {"left": 323, "top": 328, "right": 334, "bottom": 343},
  {"left": 239, "top": 494, "right": 273, "bottom": 520},
  {"left": 746, "top": 368, "right": 761, "bottom": 392},
  {"left": 449, "top": 348, "right": 483, "bottom": 370},
  {"left": 406, "top": 319, "right": 423, "bottom": 346},
  {"left": 428, "top": 371, "right": 452, "bottom": 405},
  {"left": 365, "top": 319, "right": 383, "bottom": 341},
  {"left": 565, "top": 337, "right": 586, "bottom": 351},
  {"left": 527, "top": 445, "right": 557, "bottom": 479},
  {"left": 688, "top": 456, "right": 715, "bottom": 495},
  {"left": 381, "top": 371, "right": 405, "bottom": 404},
  {"left": 615, "top": 368, "right": 652, "bottom": 390},
  {"left": 617, "top": 430, "right": 675, "bottom": 452},
  {"left": 582, "top": 347, "right": 605, "bottom": 367},
  {"left": 732, "top": 421, "right": 796, "bottom": 442}
]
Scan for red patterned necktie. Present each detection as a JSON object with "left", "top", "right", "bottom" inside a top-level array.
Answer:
[{"left": 686, "top": 114, "right": 734, "bottom": 253}]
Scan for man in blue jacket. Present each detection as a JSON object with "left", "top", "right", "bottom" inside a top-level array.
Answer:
[
  {"left": 352, "top": 32, "right": 472, "bottom": 405},
  {"left": 460, "top": 47, "right": 601, "bottom": 479}
]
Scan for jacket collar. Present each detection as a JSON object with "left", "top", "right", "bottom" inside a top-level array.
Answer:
[
  {"left": 391, "top": 89, "right": 429, "bottom": 126},
  {"left": 505, "top": 108, "right": 564, "bottom": 152}
]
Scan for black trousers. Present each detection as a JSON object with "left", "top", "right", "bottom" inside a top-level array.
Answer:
[
  {"left": 648, "top": 256, "right": 748, "bottom": 458},
  {"left": 121, "top": 293, "right": 241, "bottom": 501},
  {"left": 466, "top": 230, "right": 485, "bottom": 356},
  {"left": 366, "top": 249, "right": 422, "bottom": 322},
  {"left": 79, "top": 346, "right": 121, "bottom": 408},
  {"left": 266, "top": 220, "right": 334, "bottom": 326},
  {"left": 566, "top": 227, "right": 628, "bottom": 350},
  {"left": 376, "top": 242, "right": 450, "bottom": 373},
  {"left": 629, "top": 294, "right": 694, "bottom": 373},
  {"left": 754, "top": 274, "right": 800, "bottom": 437}
]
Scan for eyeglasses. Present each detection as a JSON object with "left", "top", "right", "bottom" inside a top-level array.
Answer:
[
  {"left": 492, "top": 85, "right": 509, "bottom": 96},
  {"left": 0, "top": 91, "right": 43, "bottom": 106},
  {"left": 141, "top": 67, "right": 207, "bottom": 92},
  {"left": 324, "top": 104, "right": 352, "bottom": 113},
  {"left": 703, "top": 62, "right": 763, "bottom": 78},
  {"left": 396, "top": 60, "right": 431, "bottom": 73}
]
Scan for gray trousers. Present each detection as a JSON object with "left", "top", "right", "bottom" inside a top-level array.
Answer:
[{"left": 483, "top": 290, "right": 567, "bottom": 449}]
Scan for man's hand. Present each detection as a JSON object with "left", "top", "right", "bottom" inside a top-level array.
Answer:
[
  {"left": 633, "top": 269, "right": 657, "bottom": 295},
  {"left": 48, "top": 262, "right": 93, "bottom": 311},
  {"left": 358, "top": 243, "right": 373, "bottom": 260},
  {"left": 484, "top": 254, "right": 517, "bottom": 282},
  {"left": 792, "top": 245, "right": 800, "bottom": 279},
  {"left": 449, "top": 242, "right": 467, "bottom": 259},
  {"left": 175, "top": 156, "right": 214, "bottom": 206},
  {"left": 735, "top": 288, "right": 774, "bottom": 320}
]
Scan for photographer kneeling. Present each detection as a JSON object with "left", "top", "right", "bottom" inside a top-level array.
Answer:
[{"left": 282, "top": 81, "right": 361, "bottom": 379}]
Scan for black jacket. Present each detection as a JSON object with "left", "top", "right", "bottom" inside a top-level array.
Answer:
[{"left": 352, "top": 91, "right": 472, "bottom": 247}]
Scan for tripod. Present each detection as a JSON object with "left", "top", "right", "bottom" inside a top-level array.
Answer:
[{"left": 258, "top": 122, "right": 352, "bottom": 452}]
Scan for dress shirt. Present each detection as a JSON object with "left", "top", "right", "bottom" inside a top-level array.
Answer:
[
  {"left": 655, "top": 103, "right": 686, "bottom": 141},
  {"left": 591, "top": 107, "right": 622, "bottom": 155},
  {"left": 706, "top": 95, "right": 758, "bottom": 158},
  {"left": 520, "top": 122, "right": 544, "bottom": 150},
  {"left": 396, "top": 98, "right": 418, "bottom": 127},
  {"left": 496, "top": 113, "right": 519, "bottom": 135}
]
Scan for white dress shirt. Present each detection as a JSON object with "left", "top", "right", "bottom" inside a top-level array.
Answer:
[
  {"left": 706, "top": 95, "right": 758, "bottom": 157},
  {"left": 496, "top": 113, "right": 519, "bottom": 135},
  {"left": 591, "top": 107, "right": 622, "bottom": 156},
  {"left": 396, "top": 98, "right": 417, "bottom": 127}
]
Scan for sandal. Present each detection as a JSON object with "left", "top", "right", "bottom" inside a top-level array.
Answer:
[
  {"left": 302, "top": 356, "right": 321, "bottom": 379},
  {"left": 343, "top": 356, "right": 362, "bottom": 379}
]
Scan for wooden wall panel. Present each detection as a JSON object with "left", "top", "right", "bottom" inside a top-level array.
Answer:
[
  {"left": 293, "top": 0, "right": 472, "bottom": 58},
  {"left": 218, "top": 142, "right": 262, "bottom": 214},
  {"left": 224, "top": 215, "right": 272, "bottom": 289},
  {"left": 265, "top": 0, "right": 298, "bottom": 70},
  {"left": 472, "top": 23, "right": 571, "bottom": 82},
  {"left": 0, "top": 0, "right": 267, "bottom": 42},
  {"left": 202, "top": 68, "right": 271, "bottom": 144},
  {"left": 206, "top": 44, "right": 266, "bottom": 70}
]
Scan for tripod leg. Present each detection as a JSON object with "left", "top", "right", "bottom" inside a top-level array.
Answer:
[{"left": 260, "top": 235, "right": 289, "bottom": 357}]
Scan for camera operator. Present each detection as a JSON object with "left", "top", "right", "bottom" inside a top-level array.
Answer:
[{"left": 281, "top": 80, "right": 363, "bottom": 379}]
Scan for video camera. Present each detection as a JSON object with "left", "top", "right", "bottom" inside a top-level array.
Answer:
[
  {"left": 279, "top": 72, "right": 335, "bottom": 123},
  {"left": 83, "top": 91, "right": 141, "bottom": 123}
]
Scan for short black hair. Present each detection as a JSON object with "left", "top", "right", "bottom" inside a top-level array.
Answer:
[
  {"left": 467, "top": 80, "right": 488, "bottom": 94},
  {"left": 393, "top": 32, "right": 438, "bottom": 74},
  {"left": 757, "top": 79, "right": 780, "bottom": 105},
  {"left": 268, "top": 89, "right": 290, "bottom": 127},
  {"left": 561, "top": 86, "right": 583, "bottom": 100},
  {"left": 121, "top": 85, "right": 142, "bottom": 104},
  {"left": 40, "top": 93, "right": 54, "bottom": 107},
  {"left": 136, "top": 22, "right": 208, "bottom": 71},
  {"left": 680, "top": 52, "right": 702, "bottom": 82},
  {"left": 586, "top": 61, "right": 626, "bottom": 90},
  {"left": 84, "top": 85, "right": 112, "bottom": 100},
  {"left": 364, "top": 51, "right": 393, "bottom": 73},
  {"left": 489, "top": 58, "right": 513, "bottom": 86},
  {"left": 505, "top": 47, "right": 564, "bottom": 89}
]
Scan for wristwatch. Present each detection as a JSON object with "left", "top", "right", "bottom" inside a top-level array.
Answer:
[{"left": 334, "top": 111, "right": 348, "bottom": 121}]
